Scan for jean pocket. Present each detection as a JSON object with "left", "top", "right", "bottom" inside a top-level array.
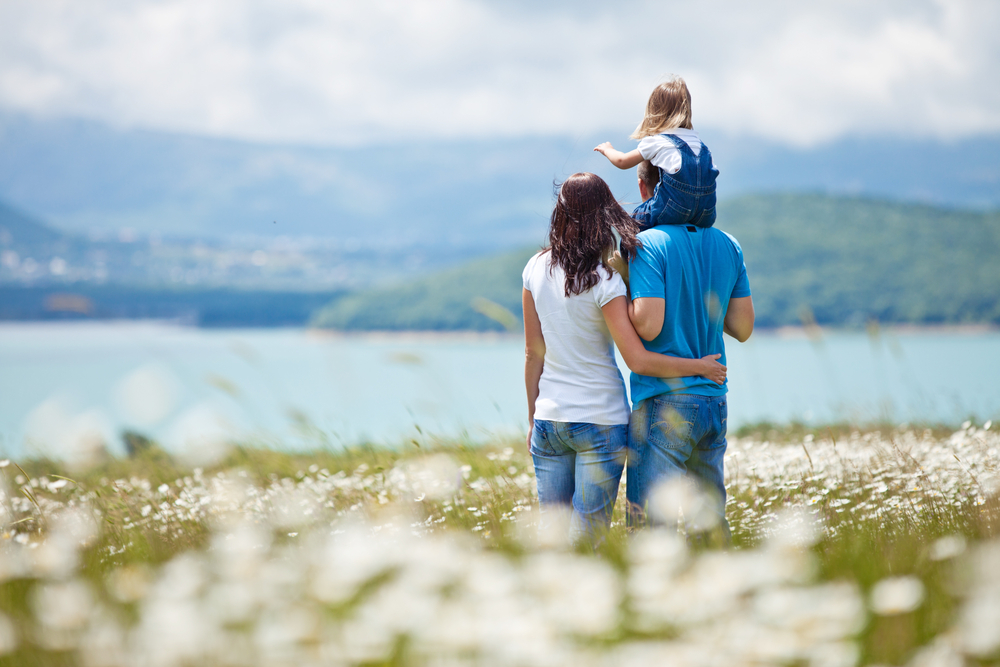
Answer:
[
  {"left": 698, "top": 205, "right": 716, "bottom": 226},
  {"left": 584, "top": 424, "right": 627, "bottom": 456},
  {"left": 709, "top": 400, "right": 728, "bottom": 447},
  {"left": 649, "top": 399, "right": 698, "bottom": 450},
  {"left": 562, "top": 421, "right": 599, "bottom": 449},
  {"left": 664, "top": 198, "right": 692, "bottom": 217},
  {"left": 530, "top": 420, "right": 558, "bottom": 456}
]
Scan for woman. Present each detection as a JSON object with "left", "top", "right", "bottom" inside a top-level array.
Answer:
[{"left": 523, "top": 172, "right": 726, "bottom": 545}]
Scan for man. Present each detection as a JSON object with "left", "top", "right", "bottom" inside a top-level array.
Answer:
[{"left": 626, "top": 160, "right": 755, "bottom": 540}]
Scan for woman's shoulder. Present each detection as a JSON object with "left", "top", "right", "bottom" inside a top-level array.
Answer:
[
  {"left": 524, "top": 249, "right": 550, "bottom": 272},
  {"left": 591, "top": 262, "right": 627, "bottom": 305},
  {"left": 522, "top": 249, "right": 554, "bottom": 285}
]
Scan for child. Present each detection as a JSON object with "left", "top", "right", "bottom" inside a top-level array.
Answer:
[{"left": 594, "top": 76, "right": 718, "bottom": 230}]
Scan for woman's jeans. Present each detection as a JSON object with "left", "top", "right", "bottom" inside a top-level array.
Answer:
[{"left": 530, "top": 420, "right": 627, "bottom": 545}]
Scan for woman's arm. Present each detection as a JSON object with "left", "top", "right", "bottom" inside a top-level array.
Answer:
[
  {"left": 602, "top": 295, "right": 726, "bottom": 384},
  {"left": 522, "top": 288, "right": 546, "bottom": 450},
  {"left": 594, "top": 143, "right": 644, "bottom": 170}
]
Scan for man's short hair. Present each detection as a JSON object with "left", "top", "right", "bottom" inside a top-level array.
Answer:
[{"left": 637, "top": 160, "right": 660, "bottom": 190}]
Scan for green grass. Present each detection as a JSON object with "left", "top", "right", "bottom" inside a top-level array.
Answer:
[{"left": 2, "top": 423, "right": 1000, "bottom": 665}]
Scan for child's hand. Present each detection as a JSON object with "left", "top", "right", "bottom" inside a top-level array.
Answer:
[
  {"left": 594, "top": 142, "right": 615, "bottom": 156},
  {"left": 699, "top": 354, "right": 727, "bottom": 385},
  {"left": 593, "top": 143, "right": 643, "bottom": 169}
]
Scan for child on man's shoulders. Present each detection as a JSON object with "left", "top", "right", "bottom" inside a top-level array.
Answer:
[{"left": 595, "top": 76, "right": 718, "bottom": 231}]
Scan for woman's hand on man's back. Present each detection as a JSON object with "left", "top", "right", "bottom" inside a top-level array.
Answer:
[{"left": 699, "top": 354, "right": 727, "bottom": 385}]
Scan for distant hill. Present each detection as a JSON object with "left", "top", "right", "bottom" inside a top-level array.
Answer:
[
  {"left": 0, "top": 197, "right": 357, "bottom": 323},
  {"left": 311, "top": 248, "right": 536, "bottom": 331},
  {"left": 727, "top": 194, "right": 1000, "bottom": 327},
  {"left": 311, "top": 194, "right": 1000, "bottom": 331},
  {"left": 0, "top": 284, "right": 343, "bottom": 327},
  {"left": 0, "top": 193, "right": 451, "bottom": 293},
  {"left": 0, "top": 200, "right": 66, "bottom": 248}
]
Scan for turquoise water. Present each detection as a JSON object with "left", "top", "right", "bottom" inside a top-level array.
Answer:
[{"left": 1, "top": 322, "right": 998, "bottom": 458}]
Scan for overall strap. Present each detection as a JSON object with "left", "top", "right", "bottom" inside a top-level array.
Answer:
[
  {"left": 658, "top": 133, "right": 715, "bottom": 194},
  {"left": 660, "top": 132, "right": 696, "bottom": 158},
  {"left": 699, "top": 142, "right": 713, "bottom": 162},
  {"left": 697, "top": 143, "right": 716, "bottom": 181}
]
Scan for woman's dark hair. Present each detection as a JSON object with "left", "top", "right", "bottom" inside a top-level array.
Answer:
[{"left": 547, "top": 172, "right": 642, "bottom": 297}]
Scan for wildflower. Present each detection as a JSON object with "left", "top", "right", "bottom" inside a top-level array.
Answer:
[{"left": 870, "top": 576, "right": 924, "bottom": 615}]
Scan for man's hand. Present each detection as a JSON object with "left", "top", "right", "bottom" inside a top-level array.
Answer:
[{"left": 605, "top": 250, "right": 630, "bottom": 290}]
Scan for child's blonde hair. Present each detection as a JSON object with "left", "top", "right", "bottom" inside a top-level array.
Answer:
[{"left": 630, "top": 76, "right": 693, "bottom": 140}]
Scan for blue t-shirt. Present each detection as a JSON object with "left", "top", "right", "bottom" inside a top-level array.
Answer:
[{"left": 628, "top": 225, "right": 751, "bottom": 403}]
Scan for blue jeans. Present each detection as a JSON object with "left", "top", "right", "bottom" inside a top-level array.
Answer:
[
  {"left": 530, "top": 420, "right": 627, "bottom": 545},
  {"left": 626, "top": 395, "right": 730, "bottom": 540}
]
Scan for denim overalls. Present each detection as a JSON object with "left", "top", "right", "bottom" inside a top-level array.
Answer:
[{"left": 633, "top": 134, "right": 719, "bottom": 231}]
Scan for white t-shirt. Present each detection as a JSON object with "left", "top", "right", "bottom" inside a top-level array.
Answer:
[
  {"left": 637, "top": 128, "right": 714, "bottom": 175},
  {"left": 522, "top": 251, "right": 630, "bottom": 425}
]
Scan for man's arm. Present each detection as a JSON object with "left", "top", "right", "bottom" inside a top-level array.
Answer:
[
  {"left": 629, "top": 296, "right": 665, "bottom": 341},
  {"left": 724, "top": 296, "right": 754, "bottom": 342}
]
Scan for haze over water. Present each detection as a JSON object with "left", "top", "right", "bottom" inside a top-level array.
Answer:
[{"left": 2, "top": 322, "right": 998, "bottom": 460}]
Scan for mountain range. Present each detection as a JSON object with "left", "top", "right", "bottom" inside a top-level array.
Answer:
[
  {"left": 313, "top": 194, "right": 1000, "bottom": 330},
  {"left": 2, "top": 110, "right": 999, "bottom": 329},
  {"left": 1, "top": 111, "right": 998, "bottom": 255}
]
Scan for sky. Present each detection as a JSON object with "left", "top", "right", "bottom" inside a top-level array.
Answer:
[{"left": 2, "top": 0, "right": 999, "bottom": 149}]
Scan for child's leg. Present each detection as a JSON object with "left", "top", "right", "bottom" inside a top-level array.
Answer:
[
  {"left": 630, "top": 196, "right": 655, "bottom": 231},
  {"left": 635, "top": 169, "right": 697, "bottom": 229}
]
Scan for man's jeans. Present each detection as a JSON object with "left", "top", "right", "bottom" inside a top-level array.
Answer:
[
  {"left": 530, "top": 420, "right": 627, "bottom": 545},
  {"left": 626, "top": 394, "right": 730, "bottom": 540}
]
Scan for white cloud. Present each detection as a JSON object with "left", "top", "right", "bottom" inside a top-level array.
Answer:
[{"left": 0, "top": 0, "right": 996, "bottom": 147}]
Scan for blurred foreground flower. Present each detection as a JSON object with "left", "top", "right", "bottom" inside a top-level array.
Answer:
[
  {"left": 870, "top": 576, "right": 924, "bottom": 615},
  {"left": 0, "top": 425, "right": 996, "bottom": 665},
  {"left": 163, "top": 403, "right": 232, "bottom": 467}
]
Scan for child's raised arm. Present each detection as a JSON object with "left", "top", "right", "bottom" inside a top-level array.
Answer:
[{"left": 594, "top": 142, "right": 644, "bottom": 170}]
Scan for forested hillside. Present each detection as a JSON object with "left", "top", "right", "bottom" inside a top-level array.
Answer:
[
  {"left": 312, "top": 194, "right": 1000, "bottom": 331},
  {"left": 728, "top": 194, "right": 1000, "bottom": 327},
  {"left": 311, "top": 248, "right": 535, "bottom": 331}
]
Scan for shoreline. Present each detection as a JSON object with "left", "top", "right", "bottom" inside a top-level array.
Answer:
[
  {"left": 767, "top": 322, "right": 1000, "bottom": 338},
  {"left": 0, "top": 319, "right": 997, "bottom": 339}
]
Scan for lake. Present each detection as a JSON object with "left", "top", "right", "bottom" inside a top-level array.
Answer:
[{"left": 1, "top": 322, "right": 998, "bottom": 459}]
